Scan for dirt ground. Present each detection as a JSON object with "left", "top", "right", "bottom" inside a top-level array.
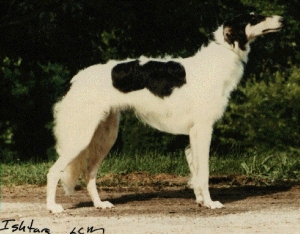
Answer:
[{"left": 1, "top": 174, "right": 300, "bottom": 234}]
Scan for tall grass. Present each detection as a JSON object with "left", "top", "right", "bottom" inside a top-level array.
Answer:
[
  {"left": 240, "top": 151, "right": 300, "bottom": 184},
  {"left": 1, "top": 150, "right": 299, "bottom": 186}
]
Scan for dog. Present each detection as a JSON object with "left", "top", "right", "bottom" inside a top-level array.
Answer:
[{"left": 47, "top": 13, "right": 283, "bottom": 213}]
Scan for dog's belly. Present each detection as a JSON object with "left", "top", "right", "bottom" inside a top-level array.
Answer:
[{"left": 134, "top": 108, "right": 192, "bottom": 135}]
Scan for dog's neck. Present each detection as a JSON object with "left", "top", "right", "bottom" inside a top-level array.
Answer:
[{"left": 213, "top": 26, "right": 250, "bottom": 64}]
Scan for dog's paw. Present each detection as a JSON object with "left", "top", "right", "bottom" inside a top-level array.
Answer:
[
  {"left": 95, "top": 201, "right": 115, "bottom": 209},
  {"left": 197, "top": 200, "right": 224, "bottom": 209},
  {"left": 48, "top": 204, "right": 64, "bottom": 213},
  {"left": 202, "top": 200, "right": 224, "bottom": 209}
]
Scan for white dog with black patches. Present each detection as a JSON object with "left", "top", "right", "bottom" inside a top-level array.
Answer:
[{"left": 47, "top": 13, "right": 283, "bottom": 213}]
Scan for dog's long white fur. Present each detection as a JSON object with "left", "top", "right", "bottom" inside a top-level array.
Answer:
[{"left": 47, "top": 15, "right": 282, "bottom": 213}]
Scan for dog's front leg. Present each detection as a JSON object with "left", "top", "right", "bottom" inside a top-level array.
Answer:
[{"left": 188, "top": 124, "right": 224, "bottom": 209}]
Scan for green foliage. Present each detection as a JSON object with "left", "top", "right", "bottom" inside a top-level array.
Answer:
[
  {"left": 216, "top": 66, "right": 300, "bottom": 150},
  {"left": 1, "top": 57, "right": 70, "bottom": 161},
  {"left": 0, "top": 0, "right": 299, "bottom": 160}
]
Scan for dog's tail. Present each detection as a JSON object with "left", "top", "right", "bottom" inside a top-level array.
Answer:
[{"left": 59, "top": 150, "right": 87, "bottom": 196}]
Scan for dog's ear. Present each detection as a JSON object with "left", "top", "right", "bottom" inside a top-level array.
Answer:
[{"left": 223, "top": 26, "right": 235, "bottom": 47}]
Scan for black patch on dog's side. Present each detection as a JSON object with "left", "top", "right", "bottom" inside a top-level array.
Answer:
[
  {"left": 111, "top": 60, "right": 145, "bottom": 93},
  {"left": 112, "top": 60, "right": 186, "bottom": 98}
]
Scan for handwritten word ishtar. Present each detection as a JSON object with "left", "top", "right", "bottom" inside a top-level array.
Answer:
[
  {"left": 0, "top": 219, "right": 105, "bottom": 234},
  {"left": 0, "top": 219, "right": 50, "bottom": 233}
]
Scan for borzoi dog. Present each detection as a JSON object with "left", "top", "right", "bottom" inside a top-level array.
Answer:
[{"left": 47, "top": 13, "right": 283, "bottom": 213}]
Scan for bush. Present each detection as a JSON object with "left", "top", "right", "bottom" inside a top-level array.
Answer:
[
  {"left": 0, "top": 57, "right": 70, "bottom": 161},
  {"left": 215, "top": 66, "right": 300, "bottom": 150}
]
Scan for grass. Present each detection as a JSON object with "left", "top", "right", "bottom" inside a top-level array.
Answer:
[
  {"left": 240, "top": 151, "right": 300, "bottom": 184},
  {"left": 1, "top": 150, "right": 299, "bottom": 186}
]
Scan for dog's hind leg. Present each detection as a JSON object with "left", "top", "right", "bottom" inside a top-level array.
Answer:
[
  {"left": 59, "top": 149, "right": 87, "bottom": 196},
  {"left": 47, "top": 154, "right": 76, "bottom": 213},
  {"left": 83, "top": 110, "right": 119, "bottom": 209},
  {"left": 188, "top": 124, "right": 224, "bottom": 209},
  {"left": 47, "top": 90, "right": 112, "bottom": 213}
]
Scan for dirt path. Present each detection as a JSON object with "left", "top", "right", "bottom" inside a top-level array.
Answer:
[{"left": 1, "top": 176, "right": 300, "bottom": 234}]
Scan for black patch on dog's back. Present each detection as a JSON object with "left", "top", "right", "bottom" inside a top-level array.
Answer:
[
  {"left": 112, "top": 60, "right": 186, "bottom": 98},
  {"left": 112, "top": 60, "right": 145, "bottom": 92}
]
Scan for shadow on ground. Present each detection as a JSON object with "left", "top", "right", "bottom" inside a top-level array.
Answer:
[{"left": 73, "top": 184, "right": 293, "bottom": 209}]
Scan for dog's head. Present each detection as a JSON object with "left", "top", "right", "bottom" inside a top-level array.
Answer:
[{"left": 223, "top": 13, "right": 283, "bottom": 50}]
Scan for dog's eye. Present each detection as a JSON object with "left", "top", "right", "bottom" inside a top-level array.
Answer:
[
  {"left": 250, "top": 18, "right": 258, "bottom": 25},
  {"left": 250, "top": 15, "right": 266, "bottom": 25}
]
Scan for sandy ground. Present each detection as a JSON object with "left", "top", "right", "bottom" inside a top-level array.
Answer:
[{"left": 1, "top": 175, "right": 300, "bottom": 234}]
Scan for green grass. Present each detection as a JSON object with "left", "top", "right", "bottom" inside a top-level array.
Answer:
[
  {"left": 99, "top": 151, "right": 189, "bottom": 176},
  {"left": 1, "top": 150, "right": 299, "bottom": 186},
  {"left": 240, "top": 151, "right": 300, "bottom": 184},
  {"left": 1, "top": 161, "right": 52, "bottom": 186}
]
